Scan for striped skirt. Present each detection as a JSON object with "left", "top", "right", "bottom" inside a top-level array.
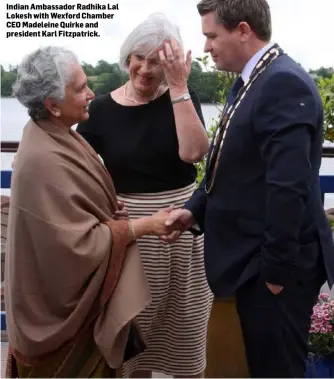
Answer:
[{"left": 118, "top": 183, "right": 213, "bottom": 377}]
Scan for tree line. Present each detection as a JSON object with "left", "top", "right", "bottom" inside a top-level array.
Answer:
[{"left": 1, "top": 60, "right": 333, "bottom": 103}]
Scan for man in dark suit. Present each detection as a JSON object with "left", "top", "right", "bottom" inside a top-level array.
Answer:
[{"left": 163, "top": 0, "right": 334, "bottom": 377}]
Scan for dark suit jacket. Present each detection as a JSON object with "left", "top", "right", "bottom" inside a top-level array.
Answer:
[{"left": 185, "top": 52, "right": 334, "bottom": 297}]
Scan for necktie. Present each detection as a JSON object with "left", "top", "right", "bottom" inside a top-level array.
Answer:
[{"left": 226, "top": 76, "right": 244, "bottom": 107}]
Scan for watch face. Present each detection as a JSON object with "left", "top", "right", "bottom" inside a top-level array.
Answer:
[{"left": 184, "top": 93, "right": 191, "bottom": 100}]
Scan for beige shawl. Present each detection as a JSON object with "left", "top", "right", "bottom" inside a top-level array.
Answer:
[{"left": 4, "top": 119, "right": 151, "bottom": 368}]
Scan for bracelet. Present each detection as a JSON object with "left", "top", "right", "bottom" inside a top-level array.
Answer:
[
  {"left": 128, "top": 221, "right": 136, "bottom": 242},
  {"left": 171, "top": 93, "right": 191, "bottom": 104}
]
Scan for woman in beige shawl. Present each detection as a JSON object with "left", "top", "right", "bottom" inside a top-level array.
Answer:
[{"left": 5, "top": 46, "right": 173, "bottom": 378}]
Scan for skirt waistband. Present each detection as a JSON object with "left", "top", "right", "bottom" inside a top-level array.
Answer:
[{"left": 117, "top": 182, "right": 197, "bottom": 204}]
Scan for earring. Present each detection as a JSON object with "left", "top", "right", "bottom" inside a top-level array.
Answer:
[{"left": 55, "top": 112, "right": 61, "bottom": 117}]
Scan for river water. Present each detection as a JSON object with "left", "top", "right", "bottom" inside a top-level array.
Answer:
[{"left": 1, "top": 97, "right": 333, "bottom": 208}]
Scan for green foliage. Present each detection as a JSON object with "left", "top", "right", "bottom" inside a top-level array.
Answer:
[
  {"left": 1, "top": 59, "right": 333, "bottom": 147},
  {"left": 81, "top": 62, "right": 95, "bottom": 77},
  {"left": 329, "top": 219, "right": 334, "bottom": 229},
  {"left": 81, "top": 57, "right": 230, "bottom": 100},
  {"left": 194, "top": 60, "right": 334, "bottom": 186},
  {"left": 308, "top": 293, "right": 334, "bottom": 357},
  {"left": 195, "top": 114, "right": 220, "bottom": 186},
  {"left": 94, "top": 60, "right": 114, "bottom": 75},
  {"left": 0, "top": 57, "right": 234, "bottom": 102},
  {"left": 188, "top": 63, "right": 218, "bottom": 102},
  {"left": 194, "top": 55, "right": 237, "bottom": 186},
  {"left": 309, "top": 333, "right": 334, "bottom": 357},
  {"left": 92, "top": 68, "right": 128, "bottom": 95},
  {"left": 309, "top": 67, "right": 334, "bottom": 80},
  {"left": 318, "top": 74, "right": 334, "bottom": 143},
  {"left": 83, "top": 61, "right": 129, "bottom": 95},
  {"left": 1, "top": 65, "right": 17, "bottom": 96}
]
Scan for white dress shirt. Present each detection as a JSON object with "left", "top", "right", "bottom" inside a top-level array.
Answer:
[{"left": 241, "top": 41, "right": 276, "bottom": 83}]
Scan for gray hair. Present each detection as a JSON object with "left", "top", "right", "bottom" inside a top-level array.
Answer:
[
  {"left": 13, "top": 46, "right": 79, "bottom": 121},
  {"left": 119, "top": 13, "right": 183, "bottom": 72},
  {"left": 197, "top": 0, "right": 272, "bottom": 42}
]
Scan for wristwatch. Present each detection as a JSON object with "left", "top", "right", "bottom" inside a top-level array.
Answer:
[{"left": 171, "top": 93, "right": 191, "bottom": 104}]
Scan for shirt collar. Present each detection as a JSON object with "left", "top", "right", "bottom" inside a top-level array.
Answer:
[{"left": 241, "top": 41, "right": 276, "bottom": 82}]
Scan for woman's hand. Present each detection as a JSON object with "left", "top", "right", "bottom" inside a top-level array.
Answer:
[
  {"left": 131, "top": 206, "right": 175, "bottom": 239},
  {"left": 159, "top": 39, "right": 191, "bottom": 94},
  {"left": 113, "top": 200, "right": 129, "bottom": 220},
  {"left": 148, "top": 206, "right": 175, "bottom": 236}
]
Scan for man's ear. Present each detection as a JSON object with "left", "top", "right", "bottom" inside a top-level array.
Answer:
[
  {"left": 44, "top": 97, "right": 61, "bottom": 117},
  {"left": 238, "top": 21, "right": 252, "bottom": 43}
]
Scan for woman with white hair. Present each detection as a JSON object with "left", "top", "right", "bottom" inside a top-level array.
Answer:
[
  {"left": 5, "top": 45, "right": 174, "bottom": 378},
  {"left": 77, "top": 13, "right": 213, "bottom": 378}
]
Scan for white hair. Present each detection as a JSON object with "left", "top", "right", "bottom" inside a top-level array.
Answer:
[
  {"left": 119, "top": 13, "right": 183, "bottom": 72},
  {"left": 13, "top": 46, "right": 78, "bottom": 120}
]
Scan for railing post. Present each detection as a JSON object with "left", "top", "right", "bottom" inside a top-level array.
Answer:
[{"left": 1, "top": 171, "right": 12, "bottom": 189}]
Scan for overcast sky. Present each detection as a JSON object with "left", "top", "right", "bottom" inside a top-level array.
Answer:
[{"left": 1, "top": 0, "right": 333, "bottom": 71}]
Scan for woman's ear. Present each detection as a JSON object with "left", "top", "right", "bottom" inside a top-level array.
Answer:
[{"left": 44, "top": 98, "right": 61, "bottom": 117}]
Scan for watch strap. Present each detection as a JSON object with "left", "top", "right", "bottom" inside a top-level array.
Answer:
[{"left": 171, "top": 93, "right": 191, "bottom": 104}]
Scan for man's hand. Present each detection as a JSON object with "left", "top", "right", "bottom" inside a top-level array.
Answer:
[
  {"left": 160, "top": 208, "right": 195, "bottom": 243},
  {"left": 266, "top": 282, "right": 284, "bottom": 295}
]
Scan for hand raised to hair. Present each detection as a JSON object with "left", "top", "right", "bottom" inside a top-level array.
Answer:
[{"left": 158, "top": 39, "right": 192, "bottom": 93}]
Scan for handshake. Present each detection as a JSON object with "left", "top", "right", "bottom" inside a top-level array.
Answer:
[
  {"left": 150, "top": 206, "right": 196, "bottom": 243},
  {"left": 115, "top": 201, "right": 195, "bottom": 243}
]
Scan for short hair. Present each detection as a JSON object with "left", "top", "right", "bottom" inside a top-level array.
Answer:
[
  {"left": 119, "top": 13, "right": 183, "bottom": 72},
  {"left": 13, "top": 46, "right": 78, "bottom": 121},
  {"left": 197, "top": 0, "right": 272, "bottom": 41}
]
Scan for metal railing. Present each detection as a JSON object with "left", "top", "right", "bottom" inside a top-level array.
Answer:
[
  {"left": 1, "top": 141, "right": 334, "bottom": 156},
  {"left": 2, "top": 143, "right": 334, "bottom": 201}
]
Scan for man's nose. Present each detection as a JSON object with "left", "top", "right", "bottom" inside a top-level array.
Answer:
[{"left": 204, "top": 39, "right": 211, "bottom": 53}]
